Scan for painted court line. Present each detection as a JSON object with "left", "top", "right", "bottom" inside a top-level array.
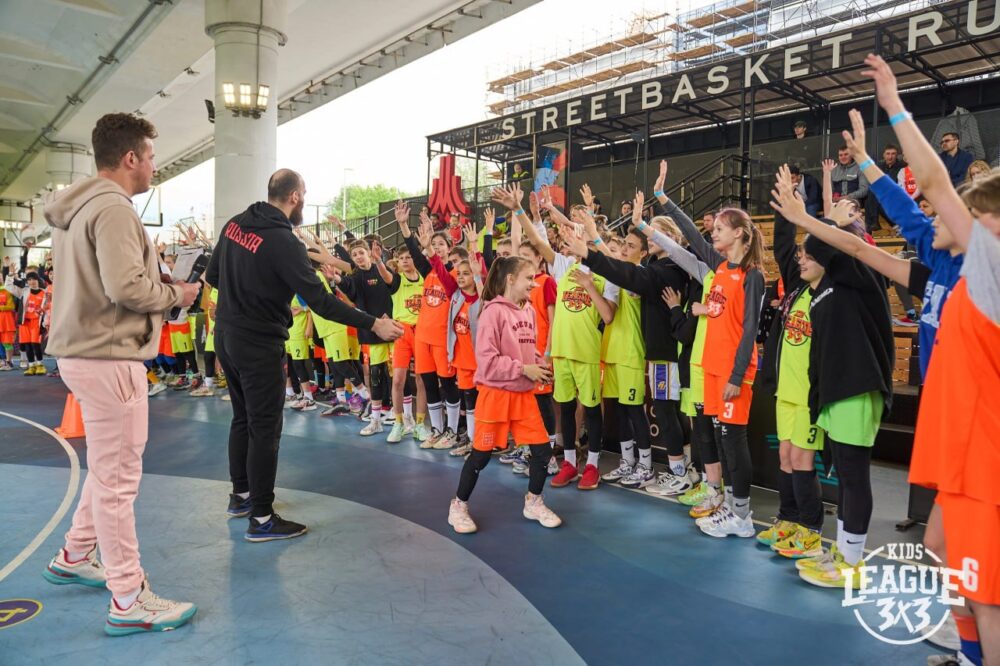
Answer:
[{"left": 0, "top": 411, "right": 81, "bottom": 584}]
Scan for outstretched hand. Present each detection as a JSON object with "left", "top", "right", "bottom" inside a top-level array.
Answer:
[
  {"left": 860, "top": 54, "right": 905, "bottom": 116},
  {"left": 842, "top": 109, "right": 870, "bottom": 165},
  {"left": 821, "top": 159, "right": 836, "bottom": 174},
  {"left": 770, "top": 164, "right": 809, "bottom": 224},
  {"left": 653, "top": 159, "right": 668, "bottom": 194},
  {"left": 632, "top": 189, "right": 645, "bottom": 227},
  {"left": 557, "top": 221, "right": 588, "bottom": 258},
  {"left": 394, "top": 201, "right": 410, "bottom": 226},
  {"left": 483, "top": 206, "right": 496, "bottom": 235}
]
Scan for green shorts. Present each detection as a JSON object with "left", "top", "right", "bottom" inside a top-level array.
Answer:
[
  {"left": 368, "top": 342, "right": 391, "bottom": 366},
  {"left": 323, "top": 332, "right": 359, "bottom": 362},
  {"left": 776, "top": 399, "right": 825, "bottom": 450},
  {"left": 285, "top": 338, "right": 310, "bottom": 361},
  {"left": 553, "top": 358, "right": 601, "bottom": 407},
  {"left": 602, "top": 363, "right": 645, "bottom": 405},
  {"left": 205, "top": 331, "right": 215, "bottom": 354},
  {"left": 681, "top": 365, "right": 705, "bottom": 417},
  {"left": 817, "top": 391, "right": 883, "bottom": 447}
]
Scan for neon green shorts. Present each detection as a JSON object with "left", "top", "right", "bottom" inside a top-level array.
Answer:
[
  {"left": 170, "top": 330, "right": 193, "bottom": 355},
  {"left": 602, "top": 363, "right": 645, "bottom": 405},
  {"left": 776, "top": 399, "right": 825, "bottom": 451},
  {"left": 323, "top": 332, "right": 359, "bottom": 362},
  {"left": 285, "top": 338, "right": 310, "bottom": 361},
  {"left": 817, "top": 391, "right": 883, "bottom": 447},
  {"left": 680, "top": 364, "right": 705, "bottom": 417},
  {"left": 205, "top": 331, "right": 215, "bottom": 354},
  {"left": 368, "top": 342, "right": 391, "bottom": 366},
  {"left": 553, "top": 358, "right": 601, "bottom": 407}
]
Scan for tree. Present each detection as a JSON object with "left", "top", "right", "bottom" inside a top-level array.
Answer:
[{"left": 327, "top": 183, "right": 417, "bottom": 221}]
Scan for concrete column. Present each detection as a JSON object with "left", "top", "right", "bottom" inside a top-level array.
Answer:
[{"left": 205, "top": 0, "right": 287, "bottom": 237}]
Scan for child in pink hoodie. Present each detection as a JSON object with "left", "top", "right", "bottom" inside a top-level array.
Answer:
[{"left": 448, "top": 256, "right": 563, "bottom": 533}]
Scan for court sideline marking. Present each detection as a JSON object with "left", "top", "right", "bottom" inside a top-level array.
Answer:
[{"left": 0, "top": 411, "right": 81, "bottom": 584}]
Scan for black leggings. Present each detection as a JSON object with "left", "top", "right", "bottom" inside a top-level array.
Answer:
[
  {"left": 693, "top": 405, "right": 718, "bottom": 466},
  {"left": 24, "top": 342, "right": 43, "bottom": 363},
  {"left": 176, "top": 350, "right": 199, "bottom": 376},
  {"left": 205, "top": 351, "right": 217, "bottom": 378},
  {"left": 457, "top": 445, "right": 552, "bottom": 501},
  {"left": 535, "top": 394, "right": 556, "bottom": 436},
  {"left": 331, "top": 360, "right": 363, "bottom": 388},
  {"left": 558, "top": 401, "right": 603, "bottom": 453},
  {"left": 291, "top": 359, "right": 312, "bottom": 386},
  {"left": 830, "top": 437, "right": 873, "bottom": 534},
  {"left": 370, "top": 362, "right": 391, "bottom": 403},
  {"left": 463, "top": 387, "right": 478, "bottom": 411},
  {"left": 286, "top": 354, "right": 301, "bottom": 393},
  {"left": 715, "top": 418, "right": 752, "bottom": 499},
  {"left": 420, "top": 372, "right": 460, "bottom": 405},
  {"left": 619, "top": 403, "right": 650, "bottom": 451},
  {"left": 652, "top": 399, "right": 684, "bottom": 457}
]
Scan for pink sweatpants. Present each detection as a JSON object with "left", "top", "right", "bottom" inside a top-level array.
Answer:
[{"left": 58, "top": 358, "right": 148, "bottom": 597}]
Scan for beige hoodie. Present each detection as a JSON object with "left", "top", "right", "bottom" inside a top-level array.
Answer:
[{"left": 44, "top": 176, "right": 183, "bottom": 361}]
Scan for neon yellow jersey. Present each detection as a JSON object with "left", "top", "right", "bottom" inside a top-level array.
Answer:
[
  {"left": 690, "top": 270, "right": 715, "bottom": 367},
  {"left": 603, "top": 288, "right": 644, "bottom": 368},
  {"left": 311, "top": 272, "right": 350, "bottom": 340},
  {"left": 776, "top": 289, "right": 813, "bottom": 406},
  {"left": 551, "top": 263, "right": 607, "bottom": 363},
  {"left": 391, "top": 273, "right": 424, "bottom": 326},
  {"left": 288, "top": 295, "right": 309, "bottom": 341},
  {"left": 205, "top": 288, "right": 218, "bottom": 336}
]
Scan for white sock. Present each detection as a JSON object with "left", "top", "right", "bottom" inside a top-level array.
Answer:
[
  {"left": 669, "top": 456, "right": 687, "bottom": 476},
  {"left": 114, "top": 587, "right": 141, "bottom": 610},
  {"left": 236, "top": 491, "right": 249, "bottom": 499},
  {"left": 403, "top": 396, "right": 413, "bottom": 420},
  {"left": 620, "top": 439, "right": 636, "bottom": 465},
  {"left": 336, "top": 388, "right": 347, "bottom": 403},
  {"left": 586, "top": 451, "right": 600, "bottom": 468},
  {"left": 564, "top": 448, "right": 577, "bottom": 466},
  {"left": 841, "top": 530, "right": 867, "bottom": 566},
  {"left": 554, "top": 432, "right": 564, "bottom": 448},
  {"left": 639, "top": 448, "right": 652, "bottom": 468},
  {"left": 724, "top": 486, "right": 734, "bottom": 508},
  {"left": 205, "top": 377, "right": 216, "bottom": 388},
  {"left": 286, "top": 387, "right": 294, "bottom": 397},
  {"left": 358, "top": 385, "right": 370, "bottom": 400},
  {"left": 370, "top": 404, "right": 381, "bottom": 421},
  {"left": 445, "top": 401, "right": 461, "bottom": 432},
  {"left": 254, "top": 514, "right": 272, "bottom": 524},
  {"left": 428, "top": 402, "right": 444, "bottom": 432},
  {"left": 466, "top": 410, "right": 475, "bottom": 442}
]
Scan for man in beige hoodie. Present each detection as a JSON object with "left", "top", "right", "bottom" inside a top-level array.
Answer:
[{"left": 40, "top": 113, "right": 201, "bottom": 637}]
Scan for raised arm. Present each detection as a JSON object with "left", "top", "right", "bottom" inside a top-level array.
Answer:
[
  {"left": 821, "top": 159, "right": 835, "bottom": 215},
  {"left": 494, "top": 183, "right": 556, "bottom": 265},
  {"left": 650, "top": 160, "right": 723, "bottom": 267},
  {"left": 862, "top": 54, "right": 972, "bottom": 249},
  {"left": 570, "top": 267, "right": 616, "bottom": 325}
]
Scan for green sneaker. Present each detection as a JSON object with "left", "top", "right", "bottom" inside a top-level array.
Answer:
[
  {"left": 798, "top": 548, "right": 863, "bottom": 589},
  {"left": 796, "top": 543, "right": 839, "bottom": 572},
  {"left": 775, "top": 529, "right": 824, "bottom": 559},
  {"left": 386, "top": 421, "right": 405, "bottom": 444},
  {"left": 756, "top": 520, "right": 799, "bottom": 547},
  {"left": 678, "top": 481, "right": 710, "bottom": 506},
  {"left": 413, "top": 422, "right": 431, "bottom": 442}
]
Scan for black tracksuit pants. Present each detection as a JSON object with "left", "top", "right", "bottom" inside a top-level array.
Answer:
[{"left": 216, "top": 326, "right": 286, "bottom": 518}]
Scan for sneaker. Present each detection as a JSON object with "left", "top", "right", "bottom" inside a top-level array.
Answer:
[
  {"left": 433, "top": 428, "right": 457, "bottom": 450},
  {"left": 620, "top": 463, "right": 656, "bottom": 489},
  {"left": 381, "top": 411, "right": 396, "bottom": 425},
  {"left": 215, "top": 374, "right": 228, "bottom": 389},
  {"left": 403, "top": 416, "right": 416, "bottom": 436},
  {"left": 689, "top": 487, "right": 723, "bottom": 519},
  {"left": 189, "top": 386, "right": 215, "bottom": 398},
  {"left": 647, "top": 468, "right": 697, "bottom": 497},
  {"left": 19, "top": 359, "right": 28, "bottom": 369},
  {"left": 187, "top": 373, "right": 204, "bottom": 390},
  {"left": 602, "top": 458, "right": 634, "bottom": 483},
  {"left": 42, "top": 547, "right": 107, "bottom": 588},
  {"left": 577, "top": 464, "right": 600, "bottom": 490},
  {"left": 23, "top": 365, "right": 35, "bottom": 376},
  {"left": 148, "top": 383, "right": 168, "bottom": 397},
  {"left": 359, "top": 400, "right": 372, "bottom": 422},
  {"left": 450, "top": 441, "right": 472, "bottom": 457},
  {"left": 320, "top": 402, "right": 351, "bottom": 417},
  {"left": 756, "top": 519, "right": 799, "bottom": 547},
  {"left": 221, "top": 394, "right": 231, "bottom": 402},
  {"left": 413, "top": 422, "right": 431, "bottom": 442},
  {"left": 798, "top": 549, "right": 864, "bottom": 589},
  {"left": 105, "top": 579, "right": 197, "bottom": 636},
  {"left": 678, "top": 481, "right": 712, "bottom": 506},
  {"left": 499, "top": 448, "right": 524, "bottom": 465},
  {"left": 171, "top": 376, "right": 191, "bottom": 390},
  {"left": 448, "top": 498, "right": 477, "bottom": 534},
  {"left": 925, "top": 655, "right": 966, "bottom": 666},
  {"left": 547, "top": 455, "right": 560, "bottom": 475},
  {"left": 420, "top": 428, "right": 442, "bottom": 450},
  {"left": 455, "top": 431, "right": 471, "bottom": 449},
  {"left": 227, "top": 493, "right": 251, "bottom": 518},
  {"left": 699, "top": 506, "right": 756, "bottom": 538},
  {"left": 893, "top": 315, "right": 918, "bottom": 327},
  {"left": 512, "top": 456, "right": 530, "bottom": 476},
  {"left": 284, "top": 394, "right": 301, "bottom": 409},
  {"left": 245, "top": 514, "right": 308, "bottom": 542},
  {"left": 292, "top": 397, "right": 317, "bottom": 411},
  {"left": 386, "top": 421, "right": 405, "bottom": 443},
  {"left": 347, "top": 394, "right": 365, "bottom": 415},
  {"left": 922, "top": 613, "right": 961, "bottom": 651},
  {"left": 47, "top": 369, "right": 60, "bottom": 378},
  {"left": 796, "top": 544, "right": 838, "bottom": 572},
  {"left": 549, "top": 461, "right": 579, "bottom": 488},
  {"left": 360, "top": 418, "right": 384, "bottom": 436},
  {"left": 774, "top": 529, "right": 824, "bottom": 559},
  {"left": 523, "top": 493, "right": 562, "bottom": 528}
]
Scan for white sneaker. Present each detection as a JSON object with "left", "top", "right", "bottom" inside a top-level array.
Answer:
[
  {"left": 189, "top": 386, "right": 215, "bottom": 398},
  {"left": 42, "top": 546, "right": 106, "bottom": 588},
  {"left": 381, "top": 411, "right": 395, "bottom": 425},
  {"left": 448, "top": 498, "right": 477, "bottom": 534},
  {"left": 547, "top": 455, "right": 560, "bottom": 475},
  {"left": 420, "top": 427, "right": 441, "bottom": 449},
  {"left": 360, "top": 418, "right": 384, "bottom": 436},
  {"left": 647, "top": 467, "right": 698, "bottom": 497},
  {"left": 292, "top": 397, "right": 317, "bottom": 411},
  {"left": 523, "top": 493, "right": 562, "bottom": 528},
  {"left": 148, "top": 383, "right": 168, "bottom": 397},
  {"left": 386, "top": 421, "right": 405, "bottom": 443},
  {"left": 620, "top": 463, "right": 656, "bottom": 489},
  {"left": 699, "top": 506, "right": 755, "bottom": 538},
  {"left": 413, "top": 422, "right": 431, "bottom": 442},
  {"left": 105, "top": 579, "right": 197, "bottom": 636},
  {"left": 403, "top": 416, "right": 416, "bottom": 436},
  {"left": 284, "top": 394, "right": 302, "bottom": 409},
  {"left": 432, "top": 427, "right": 457, "bottom": 450},
  {"left": 450, "top": 442, "right": 472, "bottom": 457},
  {"left": 602, "top": 458, "right": 633, "bottom": 482}
]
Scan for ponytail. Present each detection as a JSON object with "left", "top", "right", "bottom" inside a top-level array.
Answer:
[
  {"left": 482, "top": 256, "right": 530, "bottom": 302},
  {"left": 716, "top": 207, "right": 764, "bottom": 272}
]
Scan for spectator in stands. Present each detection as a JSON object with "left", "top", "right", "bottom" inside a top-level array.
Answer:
[
  {"left": 789, "top": 164, "right": 822, "bottom": 216},
  {"left": 866, "top": 144, "right": 905, "bottom": 232},
  {"left": 793, "top": 119, "right": 807, "bottom": 139},
  {"left": 830, "top": 145, "right": 869, "bottom": 204},
  {"left": 511, "top": 162, "right": 531, "bottom": 184},
  {"left": 898, "top": 160, "right": 919, "bottom": 199},
  {"left": 966, "top": 159, "right": 991, "bottom": 183},
  {"left": 938, "top": 132, "right": 974, "bottom": 187},
  {"left": 429, "top": 212, "right": 445, "bottom": 232},
  {"left": 591, "top": 196, "right": 603, "bottom": 216},
  {"left": 620, "top": 199, "right": 632, "bottom": 220}
]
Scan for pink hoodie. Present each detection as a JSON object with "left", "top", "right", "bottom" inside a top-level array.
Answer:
[{"left": 473, "top": 295, "right": 543, "bottom": 392}]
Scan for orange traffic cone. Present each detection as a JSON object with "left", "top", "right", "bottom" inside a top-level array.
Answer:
[{"left": 54, "top": 393, "right": 86, "bottom": 439}]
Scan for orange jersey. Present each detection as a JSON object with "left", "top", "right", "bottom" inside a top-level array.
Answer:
[
  {"left": 415, "top": 269, "right": 452, "bottom": 345},
  {"left": 529, "top": 272, "right": 557, "bottom": 355},
  {"left": 910, "top": 279, "right": 1000, "bottom": 505},
  {"left": 452, "top": 298, "right": 477, "bottom": 370},
  {"left": 701, "top": 261, "right": 758, "bottom": 382},
  {"left": 0, "top": 289, "right": 15, "bottom": 334},
  {"left": 21, "top": 290, "right": 45, "bottom": 323}
]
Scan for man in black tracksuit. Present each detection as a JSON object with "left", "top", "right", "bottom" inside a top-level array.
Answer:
[{"left": 207, "top": 169, "right": 402, "bottom": 542}]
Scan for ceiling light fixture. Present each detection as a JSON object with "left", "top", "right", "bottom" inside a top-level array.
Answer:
[{"left": 222, "top": 82, "right": 269, "bottom": 118}]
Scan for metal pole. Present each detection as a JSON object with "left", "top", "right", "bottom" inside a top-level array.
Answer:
[
  {"left": 872, "top": 28, "right": 883, "bottom": 156},
  {"left": 565, "top": 125, "right": 572, "bottom": 212},
  {"left": 643, "top": 110, "right": 650, "bottom": 190},
  {"left": 748, "top": 88, "right": 757, "bottom": 212}
]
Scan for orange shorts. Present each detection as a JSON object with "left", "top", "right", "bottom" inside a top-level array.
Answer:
[
  {"left": 1, "top": 331, "right": 14, "bottom": 345},
  {"left": 361, "top": 344, "right": 370, "bottom": 365},
  {"left": 18, "top": 322, "right": 41, "bottom": 345},
  {"left": 472, "top": 386, "right": 549, "bottom": 452},
  {"left": 456, "top": 366, "right": 476, "bottom": 390},
  {"left": 392, "top": 323, "right": 417, "bottom": 370},
  {"left": 938, "top": 491, "right": 1000, "bottom": 605},
  {"left": 702, "top": 372, "right": 753, "bottom": 425},
  {"left": 158, "top": 326, "right": 172, "bottom": 356},
  {"left": 415, "top": 339, "right": 455, "bottom": 377},
  {"left": 314, "top": 345, "right": 327, "bottom": 363}
]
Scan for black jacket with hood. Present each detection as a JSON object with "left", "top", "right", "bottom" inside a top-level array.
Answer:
[{"left": 206, "top": 202, "right": 376, "bottom": 341}]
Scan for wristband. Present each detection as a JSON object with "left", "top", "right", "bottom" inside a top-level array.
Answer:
[
  {"left": 858, "top": 158, "right": 874, "bottom": 171},
  {"left": 636, "top": 221, "right": 648, "bottom": 232},
  {"left": 592, "top": 237, "right": 603, "bottom": 246},
  {"left": 653, "top": 190, "right": 665, "bottom": 198},
  {"left": 889, "top": 111, "right": 911, "bottom": 126},
  {"left": 514, "top": 208, "right": 525, "bottom": 217},
  {"left": 544, "top": 351, "right": 551, "bottom": 357}
]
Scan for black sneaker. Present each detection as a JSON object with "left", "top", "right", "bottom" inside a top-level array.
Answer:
[
  {"left": 227, "top": 494, "right": 251, "bottom": 518},
  {"left": 245, "top": 514, "right": 308, "bottom": 542}
]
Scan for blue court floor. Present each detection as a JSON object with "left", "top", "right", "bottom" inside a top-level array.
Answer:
[{"left": 0, "top": 366, "right": 936, "bottom": 665}]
